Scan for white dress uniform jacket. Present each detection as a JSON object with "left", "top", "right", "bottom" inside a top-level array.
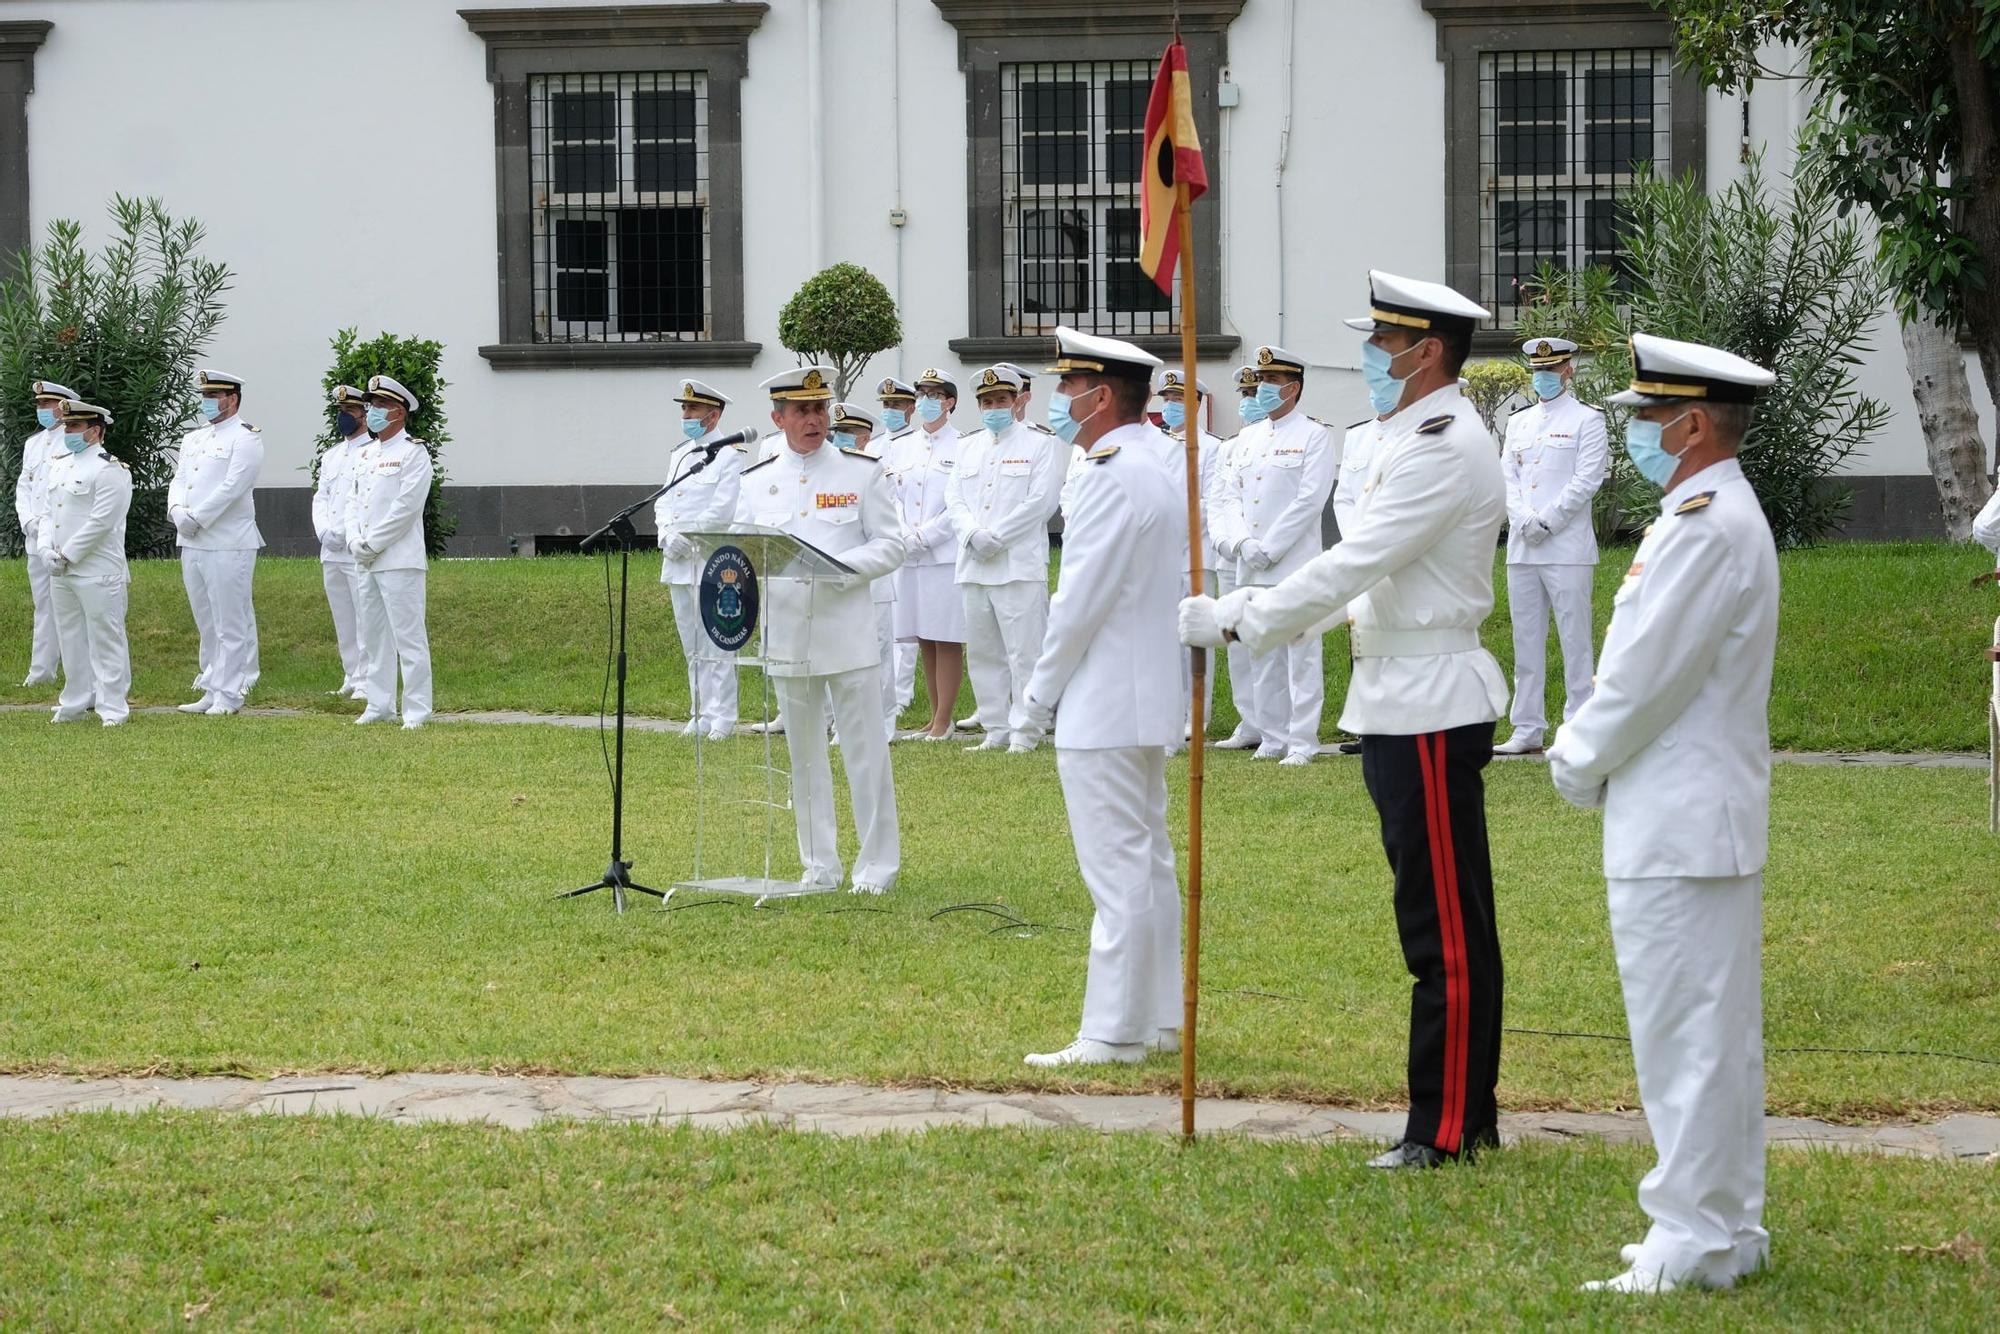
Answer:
[
  {"left": 1233, "top": 409, "right": 1336, "bottom": 586},
  {"left": 167, "top": 416, "right": 264, "bottom": 550},
  {"left": 945, "top": 420, "right": 1064, "bottom": 584},
  {"left": 1502, "top": 392, "right": 1609, "bottom": 565},
  {"left": 1016, "top": 423, "right": 1184, "bottom": 749},
  {"left": 38, "top": 444, "right": 132, "bottom": 722},
  {"left": 656, "top": 429, "right": 748, "bottom": 584},
  {"left": 344, "top": 431, "right": 433, "bottom": 573},
  {"left": 738, "top": 440, "right": 909, "bottom": 676},
  {"left": 1225, "top": 385, "right": 1509, "bottom": 737},
  {"left": 892, "top": 421, "right": 962, "bottom": 568},
  {"left": 313, "top": 437, "right": 366, "bottom": 564},
  {"left": 13, "top": 425, "right": 63, "bottom": 682},
  {"left": 1332, "top": 417, "right": 1386, "bottom": 540},
  {"left": 1974, "top": 485, "right": 2000, "bottom": 559},
  {"left": 1548, "top": 458, "right": 1779, "bottom": 878}
]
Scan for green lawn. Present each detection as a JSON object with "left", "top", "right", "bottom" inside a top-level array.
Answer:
[
  {"left": 2, "top": 1116, "right": 1994, "bottom": 1328},
  {"left": 1, "top": 713, "right": 1993, "bottom": 1119},
  {"left": 1, "top": 542, "right": 1994, "bottom": 750}
]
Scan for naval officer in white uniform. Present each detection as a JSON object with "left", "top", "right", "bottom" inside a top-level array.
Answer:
[
  {"left": 947, "top": 364, "right": 1063, "bottom": 752},
  {"left": 656, "top": 378, "right": 746, "bottom": 740},
  {"left": 312, "top": 385, "right": 372, "bottom": 699},
  {"left": 1548, "top": 334, "right": 1779, "bottom": 1295},
  {"left": 1499, "top": 336, "right": 1609, "bottom": 754},
  {"left": 344, "top": 375, "right": 434, "bottom": 729},
  {"left": 15, "top": 379, "right": 77, "bottom": 689},
  {"left": 1230, "top": 344, "right": 1336, "bottom": 764},
  {"left": 1210, "top": 365, "right": 1267, "bottom": 750},
  {"left": 736, "top": 365, "right": 908, "bottom": 894},
  {"left": 829, "top": 400, "right": 903, "bottom": 741},
  {"left": 1157, "top": 368, "right": 1224, "bottom": 753},
  {"left": 1014, "top": 328, "right": 1184, "bottom": 1068},
  {"left": 38, "top": 400, "right": 131, "bottom": 726},
  {"left": 167, "top": 369, "right": 264, "bottom": 716},
  {"left": 874, "top": 376, "right": 922, "bottom": 725},
  {"left": 1181, "top": 272, "right": 1509, "bottom": 1166},
  {"left": 892, "top": 367, "right": 968, "bottom": 740}
]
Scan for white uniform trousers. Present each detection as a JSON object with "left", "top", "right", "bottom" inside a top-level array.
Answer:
[
  {"left": 1506, "top": 563, "right": 1596, "bottom": 742},
  {"left": 1181, "top": 569, "right": 1217, "bottom": 736},
  {"left": 1249, "top": 631, "right": 1323, "bottom": 757},
  {"left": 1057, "top": 746, "right": 1182, "bottom": 1046},
  {"left": 1216, "top": 567, "right": 1261, "bottom": 741},
  {"left": 1609, "top": 872, "right": 1769, "bottom": 1287},
  {"left": 355, "top": 567, "right": 432, "bottom": 724},
  {"left": 774, "top": 668, "right": 899, "bottom": 889},
  {"left": 893, "top": 641, "right": 916, "bottom": 711},
  {"left": 874, "top": 601, "right": 899, "bottom": 733},
  {"left": 667, "top": 582, "right": 739, "bottom": 727},
  {"left": 181, "top": 547, "right": 260, "bottom": 705},
  {"left": 321, "top": 560, "right": 364, "bottom": 691},
  {"left": 24, "top": 547, "right": 63, "bottom": 683},
  {"left": 50, "top": 573, "right": 129, "bottom": 724},
  {"left": 961, "top": 580, "right": 1049, "bottom": 746}
]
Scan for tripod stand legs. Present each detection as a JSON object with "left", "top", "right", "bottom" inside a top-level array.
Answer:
[{"left": 559, "top": 857, "right": 667, "bottom": 914}]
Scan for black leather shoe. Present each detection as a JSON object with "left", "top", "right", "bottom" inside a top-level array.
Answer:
[
  {"left": 1337, "top": 740, "right": 1363, "bottom": 755},
  {"left": 1461, "top": 1126, "right": 1501, "bottom": 1162},
  {"left": 1365, "top": 1141, "right": 1455, "bottom": 1170}
]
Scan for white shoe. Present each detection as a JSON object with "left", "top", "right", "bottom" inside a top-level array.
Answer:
[
  {"left": 22, "top": 674, "right": 55, "bottom": 687},
  {"left": 1214, "top": 729, "right": 1262, "bottom": 751},
  {"left": 706, "top": 724, "right": 735, "bottom": 741},
  {"left": 1008, "top": 739, "right": 1037, "bottom": 754},
  {"left": 680, "top": 719, "right": 702, "bottom": 737},
  {"left": 965, "top": 734, "right": 1009, "bottom": 753},
  {"left": 1620, "top": 1244, "right": 1643, "bottom": 1266},
  {"left": 204, "top": 699, "right": 242, "bottom": 716},
  {"left": 1495, "top": 732, "right": 1545, "bottom": 756},
  {"left": 178, "top": 693, "right": 218, "bottom": 714},
  {"left": 1252, "top": 742, "right": 1286, "bottom": 761},
  {"left": 50, "top": 709, "right": 88, "bottom": 724},
  {"left": 1023, "top": 1037, "right": 1147, "bottom": 1068},
  {"left": 355, "top": 709, "right": 395, "bottom": 725},
  {"left": 915, "top": 729, "right": 952, "bottom": 742},
  {"left": 748, "top": 719, "right": 786, "bottom": 735},
  {"left": 1279, "top": 750, "right": 1313, "bottom": 766},
  {"left": 848, "top": 881, "right": 888, "bottom": 896},
  {"left": 101, "top": 716, "right": 126, "bottom": 728},
  {"left": 401, "top": 720, "right": 425, "bottom": 730},
  {"left": 1150, "top": 1029, "right": 1181, "bottom": 1054},
  {"left": 798, "top": 873, "right": 841, "bottom": 891},
  {"left": 954, "top": 714, "right": 979, "bottom": 732},
  {"left": 1580, "top": 1267, "right": 1680, "bottom": 1295}
]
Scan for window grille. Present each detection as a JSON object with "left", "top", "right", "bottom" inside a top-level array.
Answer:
[
  {"left": 1001, "top": 60, "right": 1178, "bottom": 337},
  {"left": 529, "top": 71, "right": 711, "bottom": 342},
  {"left": 1478, "top": 48, "right": 1670, "bottom": 325}
]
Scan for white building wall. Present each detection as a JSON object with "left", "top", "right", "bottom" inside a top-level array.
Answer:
[{"left": 17, "top": 0, "right": 1993, "bottom": 508}]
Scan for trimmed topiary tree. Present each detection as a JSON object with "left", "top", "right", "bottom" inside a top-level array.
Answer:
[
  {"left": 317, "top": 328, "right": 455, "bottom": 558},
  {"left": 777, "top": 262, "right": 902, "bottom": 401},
  {"left": 0, "top": 196, "right": 232, "bottom": 557},
  {"left": 1459, "top": 359, "right": 1532, "bottom": 441}
]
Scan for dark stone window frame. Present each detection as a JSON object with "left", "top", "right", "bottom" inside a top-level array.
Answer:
[
  {"left": 0, "top": 20, "right": 51, "bottom": 278},
  {"left": 1423, "top": 0, "right": 1704, "bottom": 351},
  {"left": 935, "top": 0, "right": 1243, "bottom": 363},
  {"left": 461, "top": 5, "right": 767, "bottom": 369}
]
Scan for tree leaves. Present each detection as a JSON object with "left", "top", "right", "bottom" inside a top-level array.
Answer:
[
  {"left": 776, "top": 263, "right": 902, "bottom": 402},
  {"left": 315, "top": 329, "right": 455, "bottom": 559}
]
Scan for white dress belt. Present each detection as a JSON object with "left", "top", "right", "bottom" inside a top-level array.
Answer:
[{"left": 1349, "top": 625, "right": 1481, "bottom": 658}]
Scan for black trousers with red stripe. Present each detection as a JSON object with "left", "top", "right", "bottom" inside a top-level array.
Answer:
[{"left": 1361, "top": 722, "right": 1503, "bottom": 1155}]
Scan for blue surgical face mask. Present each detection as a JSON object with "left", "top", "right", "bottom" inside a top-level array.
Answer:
[
  {"left": 980, "top": 407, "right": 1013, "bottom": 436},
  {"left": 36, "top": 406, "right": 57, "bottom": 429},
  {"left": 1532, "top": 370, "right": 1566, "bottom": 400},
  {"left": 881, "top": 407, "right": 908, "bottom": 432},
  {"left": 829, "top": 431, "right": 856, "bottom": 451},
  {"left": 1360, "top": 341, "right": 1409, "bottom": 415},
  {"left": 1254, "top": 381, "right": 1288, "bottom": 417},
  {"left": 1047, "top": 388, "right": 1104, "bottom": 445},
  {"left": 1162, "top": 401, "right": 1187, "bottom": 430},
  {"left": 680, "top": 418, "right": 705, "bottom": 441},
  {"left": 365, "top": 406, "right": 391, "bottom": 434},
  {"left": 1238, "top": 394, "right": 1267, "bottom": 425},
  {"left": 199, "top": 398, "right": 222, "bottom": 422},
  {"left": 62, "top": 431, "right": 88, "bottom": 454},
  {"left": 1624, "top": 410, "right": 1691, "bottom": 488},
  {"left": 916, "top": 396, "right": 945, "bottom": 424},
  {"left": 335, "top": 411, "right": 361, "bottom": 438}
]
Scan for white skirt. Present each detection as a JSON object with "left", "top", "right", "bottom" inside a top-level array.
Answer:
[{"left": 896, "top": 562, "right": 967, "bottom": 643}]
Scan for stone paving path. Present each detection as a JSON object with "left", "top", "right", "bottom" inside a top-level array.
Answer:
[
  {"left": 2, "top": 703, "right": 1986, "bottom": 767},
  {"left": 1, "top": 1072, "right": 1994, "bottom": 1160}
]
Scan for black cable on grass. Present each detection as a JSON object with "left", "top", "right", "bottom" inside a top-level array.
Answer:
[
  {"left": 930, "top": 904, "right": 1031, "bottom": 926},
  {"left": 1506, "top": 1026, "right": 2000, "bottom": 1067},
  {"left": 660, "top": 897, "right": 739, "bottom": 914},
  {"left": 1213, "top": 987, "right": 1305, "bottom": 1004},
  {"left": 987, "top": 921, "right": 1077, "bottom": 936}
]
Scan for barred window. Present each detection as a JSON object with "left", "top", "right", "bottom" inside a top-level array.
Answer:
[
  {"left": 1000, "top": 61, "right": 1178, "bottom": 338},
  {"left": 529, "top": 72, "right": 711, "bottom": 343},
  {"left": 1478, "top": 48, "right": 1671, "bottom": 324}
]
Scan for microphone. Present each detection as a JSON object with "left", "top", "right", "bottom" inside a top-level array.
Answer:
[{"left": 700, "top": 426, "right": 759, "bottom": 456}]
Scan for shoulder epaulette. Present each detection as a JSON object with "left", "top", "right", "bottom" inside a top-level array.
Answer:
[
  {"left": 840, "top": 446, "right": 882, "bottom": 463},
  {"left": 1674, "top": 491, "right": 1715, "bottom": 516},
  {"left": 1579, "top": 401, "right": 1605, "bottom": 413},
  {"left": 742, "top": 455, "right": 777, "bottom": 474},
  {"left": 889, "top": 426, "right": 916, "bottom": 441},
  {"left": 1027, "top": 422, "right": 1054, "bottom": 434},
  {"left": 1416, "top": 414, "right": 1453, "bottom": 436},
  {"left": 1309, "top": 415, "right": 1332, "bottom": 429},
  {"left": 1346, "top": 417, "right": 1373, "bottom": 430},
  {"left": 1085, "top": 444, "right": 1120, "bottom": 463},
  {"left": 242, "top": 422, "right": 260, "bottom": 433}
]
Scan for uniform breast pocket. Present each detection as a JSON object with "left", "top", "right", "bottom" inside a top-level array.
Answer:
[
  {"left": 1270, "top": 453, "right": 1304, "bottom": 470},
  {"left": 754, "top": 510, "right": 790, "bottom": 528},
  {"left": 64, "top": 478, "right": 89, "bottom": 497},
  {"left": 820, "top": 507, "right": 860, "bottom": 526},
  {"left": 999, "top": 462, "right": 1031, "bottom": 477}
]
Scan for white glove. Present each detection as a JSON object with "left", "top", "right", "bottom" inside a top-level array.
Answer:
[
  {"left": 174, "top": 511, "right": 201, "bottom": 539},
  {"left": 1213, "top": 535, "right": 1240, "bottom": 561},
  {"left": 664, "top": 534, "right": 698, "bottom": 562},
  {"left": 352, "top": 542, "right": 378, "bottom": 565},
  {"left": 833, "top": 572, "right": 864, "bottom": 592},
  {"left": 1241, "top": 539, "right": 1273, "bottom": 571},
  {"left": 1178, "top": 595, "right": 1227, "bottom": 648},
  {"left": 968, "top": 529, "right": 1003, "bottom": 558},
  {"left": 46, "top": 551, "right": 70, "bottom": 576},
  {"left": 903, "top": 531, "right": 927, "bottom": 557},
  {"left": 1546, "top": 743, "right": 1606, "bottom": 810},
  {"left": 322, "top": 533, "right": 347, "bottom": 555},
  {"left": 1010, "top": 696, "right": 1054, "bottom": 741},
  {"left": 1524, "top": 518, "right": 1552, "bottom": 546}
]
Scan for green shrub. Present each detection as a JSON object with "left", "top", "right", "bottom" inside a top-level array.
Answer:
[
  {"left": 1459, "top": 359, "right": 1532, "bottom": 440},
  {"left": 776, "top": 263, "right": 902, "bottom": 402},
  {"left": 317, "top": 329, "right": 454, "bottom": 559},
  {"left": 0, "top": 196, "right": 231, "bottom": 557}
]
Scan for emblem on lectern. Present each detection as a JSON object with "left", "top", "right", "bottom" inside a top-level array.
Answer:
[{"left": 700, "top": 545, "right": 759, "bottom": 651}]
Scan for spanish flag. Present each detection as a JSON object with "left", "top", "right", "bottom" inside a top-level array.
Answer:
[{"left": 1138, "top": 39, "right": 1208, "bottom": 295}]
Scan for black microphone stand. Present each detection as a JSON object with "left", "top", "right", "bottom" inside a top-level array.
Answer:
[{"left": 558, "top": 450, "right": 722, "bottom": 912}]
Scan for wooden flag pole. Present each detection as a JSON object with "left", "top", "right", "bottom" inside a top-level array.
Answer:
[{"left": 1176, "top": 177, "right": 1205, "bottom": 1141}]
